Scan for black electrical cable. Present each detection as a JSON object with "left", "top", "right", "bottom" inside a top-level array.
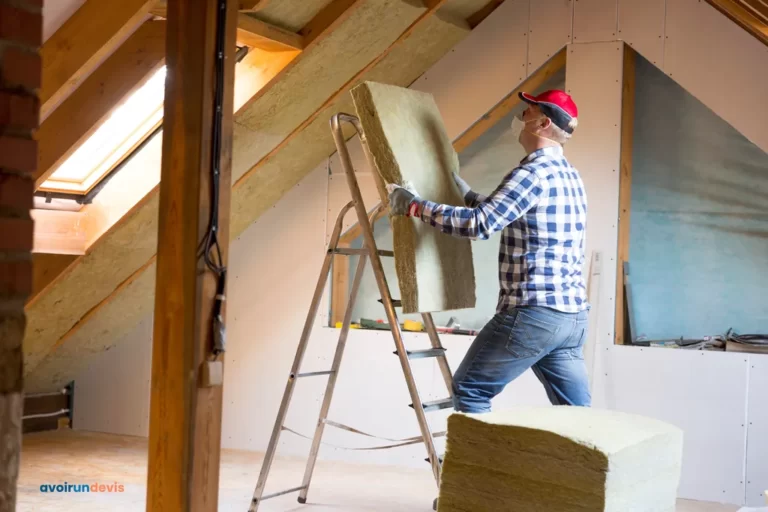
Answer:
[{"left": 202, "top": 0, "right": 230, "bottom": 358}]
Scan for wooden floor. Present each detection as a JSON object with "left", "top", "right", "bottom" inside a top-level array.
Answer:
[{"left": 18, "top": 430, "right": 740, "bottom": 512}]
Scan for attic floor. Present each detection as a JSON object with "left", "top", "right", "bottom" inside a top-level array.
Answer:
[{"left": 17, "top": 430, "right": 740, "bottom": 511}]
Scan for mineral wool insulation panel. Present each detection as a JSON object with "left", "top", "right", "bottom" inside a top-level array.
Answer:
[
  {"left": 350, "top": 81, "right": 476, "bottom": 314},
  {"left": 438, "top": 406, "right": 683, "bottom": 511}
]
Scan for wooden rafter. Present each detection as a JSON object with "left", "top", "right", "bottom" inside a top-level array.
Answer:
[
  {"left": 35, "top": 21, "right": 166, "bottom": 190},
  {"left": 705, "top": 0, "right": 768, "bottom": 46},
  {"left": 615, "top": 44, "right": 636, "bottom": 345},
  {"left": 40, "top": 0, "right": 155, "bottom": 121}
]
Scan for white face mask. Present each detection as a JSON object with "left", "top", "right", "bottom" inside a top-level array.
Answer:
[
  {"left": 510, "top": 116, "right": 526, "bottom": 141},
  {"left": 510, "top": 115, "right": 559, "bottom": 145}
]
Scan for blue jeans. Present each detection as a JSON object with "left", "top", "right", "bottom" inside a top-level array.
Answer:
[{"left": 452, "top": 306, "right": 591, "bottom": 413}]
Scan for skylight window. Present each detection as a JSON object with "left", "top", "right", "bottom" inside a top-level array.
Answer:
[{"left": 39, "top": 66, "right": 168, "bottom": 194}]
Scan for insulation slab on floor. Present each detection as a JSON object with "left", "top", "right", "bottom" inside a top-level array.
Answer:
[
  {"left": 350, "top": 81, "right": 476, "bottom": 314},
  {"left": 438, "top": 406, "right": 684, "bottom": 512}
]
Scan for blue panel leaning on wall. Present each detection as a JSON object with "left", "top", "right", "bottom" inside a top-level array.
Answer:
[{"left": 628, "top": 55, "right": 768, "bottom": 340}]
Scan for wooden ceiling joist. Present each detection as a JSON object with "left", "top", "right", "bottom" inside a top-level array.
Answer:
[
  {"left": 235, "top": 13, "right": 305, "bottom": 51},
  {"left": 35, "top": 21, "right": 166, "bottom": 189},
  {"left": 40, "top": 0, "right": 155, "bottom": 121},
  {"left": 22, "top": 0, "right": 485, "bottom": 393}
]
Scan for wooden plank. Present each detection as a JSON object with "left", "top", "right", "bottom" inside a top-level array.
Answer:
[
  {"left": 330, "top": 250, "right": 350, "bottom": 325},
  {"left": 236, "top": 13, "right": 305, "bottom": 50},
  {"left": 145, "top": 0, "right": 237, "bottom": 510},
  {"left": 30, "top": 209, "right": 87, "bottom": 255},
  {"left": 35, "top": 21, "right": 166, "bottom": 189},
  {"left": 615, "top": 44, "right": 635, "bottom": 345},
  {"left": 704, "top": 0, "right": 768, "bottom": 46},
  {"left": 40, "top": 0, "right": 155, "bottom": 121}
]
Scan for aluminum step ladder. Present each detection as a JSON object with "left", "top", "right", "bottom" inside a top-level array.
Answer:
[{"left": 249, "top": 113, "right": 454, "bottom": 511}]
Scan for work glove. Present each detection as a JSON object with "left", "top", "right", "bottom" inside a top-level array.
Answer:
[
  {"left": 386, "top": 183, "right": 420, "bottom": 217},
  {"left": 452, "top": 172, "right": 472, "bottom": 199}
]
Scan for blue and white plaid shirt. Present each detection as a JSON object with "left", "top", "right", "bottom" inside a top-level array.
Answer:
[{"left": 415, "top": 146, "right": 589, "bottom": 313}]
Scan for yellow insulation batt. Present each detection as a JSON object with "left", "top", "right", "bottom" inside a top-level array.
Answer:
[{"left": 438, "top": 406, "right": 684, "bottom": 512}]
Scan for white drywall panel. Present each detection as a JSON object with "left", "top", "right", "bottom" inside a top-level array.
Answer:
[
  {"left": 603, "top": 346, "right": 749, "bottom": 505},
  {"left": 746, "top": 356, "right": 768, "bottom": 506},
  {"left": 664, "top": 0, "right": 768, "bottom": 155},
  {"left": 618, "top": 0, "right": 665, "bottom": 66},
  {"left": 72, "top": 317, "right": 152, "bottom": 437},
  {"left": 410, "top": 0, "right": 529, "bottom": 141},
  {"left": 573, "top": 0, "right": 618, "bottom": 43},
  {"left": 528, "top": 0, "right": 573, "bottom": 72},
  {"left": 564, "top": 41, "right": 624, "bottom": 398}
]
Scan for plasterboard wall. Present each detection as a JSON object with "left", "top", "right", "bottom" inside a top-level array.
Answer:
[{"left": 71, "top": 0, "right": 768, "bottom": 506}]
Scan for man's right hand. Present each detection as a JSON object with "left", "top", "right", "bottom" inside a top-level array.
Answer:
[{"left": 453, "top": 172, "right": 472, "bottom": 199}]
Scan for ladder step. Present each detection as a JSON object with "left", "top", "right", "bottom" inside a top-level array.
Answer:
[
  {"left": 410, "top": 398, "right": 454, "bottom": 413},
  {"left": 425, "top": 454, "right": 444, "bottom": 464},
  {"left": 291, "top": 370, "right": 334, "bottom": 379},
  {"left": 394, "top": 348, "right": 446, "bottom": 360},
  {"left": 378, "top": 298, "right": 401, "bottom": 307},
  {"left": 254, "top": 485, "right": 307, "bottom": 502},
  {"left": 329, "top": 248, "right": 394, "bottom": 257}
]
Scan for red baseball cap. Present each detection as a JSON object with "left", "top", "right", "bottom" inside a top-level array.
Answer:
[{"left": 519, "top": 90, "right": 578, "bottom": 134}]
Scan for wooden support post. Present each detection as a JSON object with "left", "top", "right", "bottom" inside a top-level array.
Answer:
[
  {"left": 615, "top": 44, "right": 635, "bottom": 345},
  {"left": 146, "top": 0, "right": 237, "bottom": 510}
]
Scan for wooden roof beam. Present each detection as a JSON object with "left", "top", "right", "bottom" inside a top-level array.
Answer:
[
  {"left": 40, "top": 0, "right": 156, "bottom": 121},
  {"left": 34, "top": 21, "right": 166, "bottom": 189},
  {"left": 705, "top": 0, "right": 768, "bottom": 46},
  {"left": 235, "top": 13, "right": 304, "bottom": 51}
]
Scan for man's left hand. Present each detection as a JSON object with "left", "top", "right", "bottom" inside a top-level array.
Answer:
[{"left": 386, "top": 183, "right": 420, "bottom": 217}]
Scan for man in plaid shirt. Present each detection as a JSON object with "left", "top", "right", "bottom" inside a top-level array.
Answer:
[{"left": 387, "top": 89, "right": 591, "bottom": 412}]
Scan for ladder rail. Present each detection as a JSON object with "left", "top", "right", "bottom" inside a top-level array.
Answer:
[
  {"left": 422, "top": 313, "right": 456, "bottom": 402},
  {"left": 298, "top": 206, "right": 380, "bottom": 503},
  {"left": 249, "top": 200, "right": 357, "bottom": 510},
  {"left": 330, "top": 113, "right": 443, "bottom": 486}
]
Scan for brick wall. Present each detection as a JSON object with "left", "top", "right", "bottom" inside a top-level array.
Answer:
[{"left": 0, "top": 0, "right": 41, "bottom": 509}]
